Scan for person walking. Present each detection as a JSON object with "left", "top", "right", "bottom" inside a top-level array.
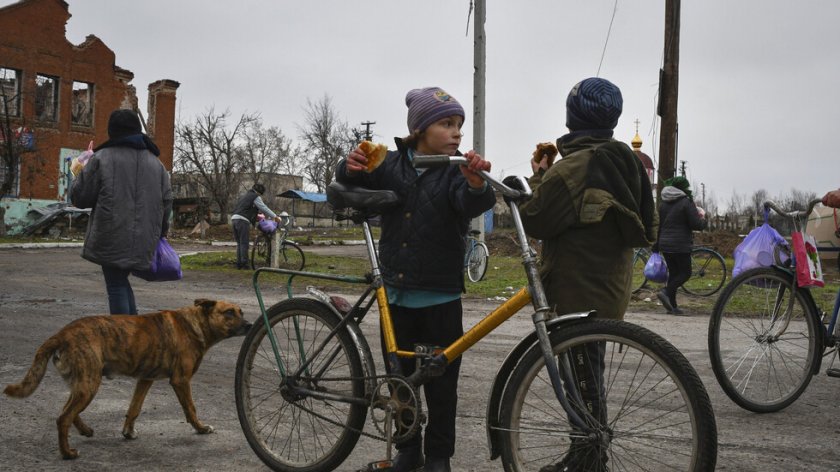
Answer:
[
  {"left": 230, "top": 183, "right": 282, "bottom": 270},
  {"left": 70, "top": 109, "right": 172, "bottom": 315},
  {"left": 337, "top": 86, "right": 495, "bottom": 472},
  {"left": 518, "top": 77, "right": 657, "bottom": 472},
  {"left": 655, "top": 176, "right": 707, "bottom": 315}
]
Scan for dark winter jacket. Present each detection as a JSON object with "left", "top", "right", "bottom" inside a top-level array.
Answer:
[
  {"left": 656, "top": 186, "right": 707, "bottom": 253},
  {"left": 70, "top": 137, "right": 172, "bottom": 271},
  {"left": 336, "top": 138, "right": 496, "bottom": 293},
  {"left": 519, "top": 133, "right": 657, "bottom": 319}
]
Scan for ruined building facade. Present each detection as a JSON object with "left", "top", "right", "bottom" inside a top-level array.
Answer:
[{"left": 0, "top": 0, "right": 179, "bottom": 232}]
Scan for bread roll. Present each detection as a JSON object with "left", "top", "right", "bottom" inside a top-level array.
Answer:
[
  {"left": 359, "top": 141, "right": 388, "bottom": 173},
  {"left": 532, "top": 142, "right": 559, "bottom": 167}
]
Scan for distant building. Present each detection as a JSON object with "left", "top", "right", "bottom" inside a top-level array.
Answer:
[{"left": 0, "top": 0, "right": 179, "bottom": 233}]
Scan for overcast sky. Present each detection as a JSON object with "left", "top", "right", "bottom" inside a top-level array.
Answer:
[{"left": 8, "top": 0, "right": 839, "bottom": 207}]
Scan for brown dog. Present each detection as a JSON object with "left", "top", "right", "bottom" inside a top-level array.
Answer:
[{"left": 3, "top": 299, "right": 252, "bottom": 460}]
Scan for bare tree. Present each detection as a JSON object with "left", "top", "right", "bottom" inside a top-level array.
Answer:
[
  {"left": 240, "top": 116, "right": 296, "bottom": 183},
  {"left": 297, "top": 95, "right": 355, "bottom": 192},
  {"left": 0, "top": 69, "right": 34, "bottom": 236},
  {"left": 174, "top": 108, "right": 257, "bottom": 222}
]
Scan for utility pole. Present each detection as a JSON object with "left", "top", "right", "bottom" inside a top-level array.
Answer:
[
  {"left": 472, "top": 0, "right": 487, "bottom": 239},
  {"left": 360, "top": 121, "right": 376, "bottom": 141},
  {"left": 701, "top": 182, "right": 706, "bottom": 208},
  {"left": 679, "top": 160, "right": 687, "bottom": 177},
  {"left": 657, "top": 0, "right": 680, "bottom": 199}
]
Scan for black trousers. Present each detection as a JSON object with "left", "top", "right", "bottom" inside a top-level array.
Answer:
[
  {"left": 381, "top": 298, "right": 464, "bottom": 459},
  {"left": 232, "top": 219, "right": 251, "bottom": 269},
  {"left": 663, "top": 252, "right": 692, "bottom": 308}
]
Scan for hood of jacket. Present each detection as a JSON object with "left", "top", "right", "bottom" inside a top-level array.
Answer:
[{"left": 661, "top": 185, "right": 686, "bottom": 202}]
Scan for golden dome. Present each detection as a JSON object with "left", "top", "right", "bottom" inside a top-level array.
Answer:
[{"left": 631, "top": 132, "right": 642, "bottom": 150}]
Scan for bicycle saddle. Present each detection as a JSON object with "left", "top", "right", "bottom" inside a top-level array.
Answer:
[{"left": 327, "top": 182, "right": 400, "bottom": 213}]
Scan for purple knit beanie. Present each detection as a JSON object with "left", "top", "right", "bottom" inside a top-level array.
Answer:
[{"left": 405, "top": 87, "right": 465, "bottom": 133}]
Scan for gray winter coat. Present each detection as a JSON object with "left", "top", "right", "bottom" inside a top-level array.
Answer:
[
  {"left": 70, "top": 145, "right": 172, "bottom": 270},
  {"left": 657, "top": 186, "right": 706, "bottom": 253}
]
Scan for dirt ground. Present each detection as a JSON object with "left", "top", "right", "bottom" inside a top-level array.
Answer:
[{"left": 1, "top": 243, "right": 840, "bottom": 471}]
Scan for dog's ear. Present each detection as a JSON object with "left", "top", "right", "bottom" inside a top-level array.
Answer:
[{"left": 194, "top": 299, "right": 217, "bottom": 314}]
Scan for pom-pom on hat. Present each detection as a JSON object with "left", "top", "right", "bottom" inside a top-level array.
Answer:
[
  {"left": 565, "top": 78, "right": 623, "bottom": 131},
  {"left": 107, "top": 109, "right": 143, "bottom": 140},
  {"left": 405, "top": 87, "right": 465, "bottom": 133}
]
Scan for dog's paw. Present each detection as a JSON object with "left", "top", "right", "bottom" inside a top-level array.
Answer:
[
  {"left": 122, "top": 426, "right": 138, "bottom": 440},
  {"left": 197, "top": 424, "right": 215, "bottom": 435},
  {"left": 78, "top": 425, "right": 94, "bottom": 437},
  {"left": 61, "top": 448, "right": 79, "bottom": 460}
]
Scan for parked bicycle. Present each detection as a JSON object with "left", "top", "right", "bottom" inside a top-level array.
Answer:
[
  {"left": 708, "top": 198, "right": 840, "bottom": 413},
  {"left": 632, "top": 245, "right": 727, "bottom": 296},
  {"left": 250, "top": 214, "right": 305, "bottom": 271},
  {"left": 234, "top": 156, "right": 717, "bottom": 472},
  {"left": 465, "top": 229, "right": 489, "bottom": 282}
]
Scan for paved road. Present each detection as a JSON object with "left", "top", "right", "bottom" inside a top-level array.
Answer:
[{"left": 1, "top": 244, "right": 839, "bottom": 471}]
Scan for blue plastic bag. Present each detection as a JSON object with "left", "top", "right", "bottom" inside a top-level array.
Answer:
[
  {"left": 132, "top": 238, "right": 183, "bottom": 282},
  {"left": 732, "top": 210, "right": 789, "bottom": 278},
  {"left": 644, "top": 252, "right": 668, "bottom": 283},
  {"left": 257, "top": 218, "right": 278, "bottom": 234}
]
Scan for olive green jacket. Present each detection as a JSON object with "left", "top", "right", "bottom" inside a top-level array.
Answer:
[{"left": 519, "top": 133, "right": 657, "bottom": 319}]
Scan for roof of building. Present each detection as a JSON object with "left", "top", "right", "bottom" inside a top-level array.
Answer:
[{"left": 278, "top": 189, "right": 327, "bottom": 203}]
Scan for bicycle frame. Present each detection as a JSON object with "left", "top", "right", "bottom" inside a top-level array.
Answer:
[{"left": 248, "top": 158, "right": 592, "bottom": 431}]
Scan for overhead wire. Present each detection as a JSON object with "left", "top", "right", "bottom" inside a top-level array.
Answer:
[{"left": 596, "top": 0, "right": 620, "bottom": 77}]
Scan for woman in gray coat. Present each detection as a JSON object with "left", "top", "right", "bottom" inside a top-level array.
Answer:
[
  {"left": 70, "top": 109, "right": 172, "bottom": 314},
  {"left": 655, "top": 176, "right": 706, "bottom": 315}
]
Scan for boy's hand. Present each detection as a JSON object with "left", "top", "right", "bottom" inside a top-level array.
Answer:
[
  {"left": 344, "top": 147, "right": 368, "bottom": 175},
  {"left": 460, "top": 150, "right": 491, "bottom": 188},
  {"left": 822, "top": 189, "right": 840, "bottom": 208}
]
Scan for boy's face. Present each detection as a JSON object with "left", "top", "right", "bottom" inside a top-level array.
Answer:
[{"left": 416, "top": 115, "right": 463, "bottom": 156}]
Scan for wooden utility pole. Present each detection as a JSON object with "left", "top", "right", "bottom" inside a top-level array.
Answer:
[
  {"left": 472, "top": 0, "right": 487, "bottom": 238},
  {"left": 360, "top": 121, "right": 375, "bottom": 141},
  {"left": 657, "top": 0, "right": 680, "bottom": 198}
]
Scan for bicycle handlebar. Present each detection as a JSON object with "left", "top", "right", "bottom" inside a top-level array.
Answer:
[
  {"left": 413, "top": 155, "right": 532, "bottom": 200},
  {"left": 763, "top": 198, "right": 823, "bottom": 221}
]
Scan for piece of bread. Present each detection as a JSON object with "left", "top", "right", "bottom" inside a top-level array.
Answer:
[
  {"left": 359, "top": 141, "right": 388, "bottom": 173},
  {"left": 532, "top": 142, "right": 559, "bottom": 167}
]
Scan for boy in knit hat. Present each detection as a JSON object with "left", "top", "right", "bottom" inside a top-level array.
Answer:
[
  {"left": 519, "top": 78, "right": 657, "bottom": 472},
  {"left": 337, "top": 87, "right": 495, "bottom": 472}
]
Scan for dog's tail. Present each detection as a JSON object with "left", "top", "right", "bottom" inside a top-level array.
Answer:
[{"left": 3, "top": 335, "right": 61, "bottom": 398}]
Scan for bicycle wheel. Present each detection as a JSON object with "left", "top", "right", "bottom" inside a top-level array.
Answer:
[
  {"left": 235, "top": 298, "right": 367, "bottom": 472},
  {"left": 498, "top": 319, "right": 717, "bottom": 472},
  {"left": 277, "top": 241, "right": 306, "bottom": 271},
  {"left": 631, "top": 249, "right": 649, "bottom": 293},
  {"left": 467, "top": 241, "right": 489, "bottom": 282},
  {"left": 681, "top": 247, "right": 727, "bottom": 297},
  {"left": 708, "top": 267, "right": 821, "bottom": 413},
  {"left": 250, "top": 234, "right": 271, "bottom": 270}
]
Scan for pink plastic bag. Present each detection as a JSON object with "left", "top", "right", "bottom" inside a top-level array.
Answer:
[{"left": 791, "top": 231, "right": 824, "bottom": 288}]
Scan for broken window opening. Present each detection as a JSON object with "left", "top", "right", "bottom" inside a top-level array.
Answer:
[
  {"left": 0, "top": 153, "right": 21, "bottom": 198},
  {"left": 71, "top": 81, "right": 93, "bottom": 127},
  {"left": 0, "top": 67, "right": 21, "bottom": 117},
  {"left": 35, "top": 74, "right": 59, "bottom": 123}
]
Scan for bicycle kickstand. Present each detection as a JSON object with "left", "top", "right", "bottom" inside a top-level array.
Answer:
[{"left": 827, "top": 351, "right": 840, "bottom": 378}]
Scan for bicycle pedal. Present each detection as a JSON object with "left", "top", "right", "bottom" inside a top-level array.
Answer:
[
  {"left": 363, "top": 459, "right": 394, "bottom": 471},
  {"left": 826, "top": 368, "right": 840, "bottom": 378}
]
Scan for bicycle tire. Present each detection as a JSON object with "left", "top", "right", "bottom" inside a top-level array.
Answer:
[
  {"left": 708, "top": 267, "right": 821, "bottom": 413},
  {"left": 498, "top": 319, "right": 717, "bottom": 472},
  {"left": 631, "top": 249, "right": 649, "bottom": 294},
  {"left": 235, "top": 298, "right": 367, "bottom": 472},
  {"left": 681, "top": 247, "right": 727, "bottom": 297},
  {"left": 250, "top": 234, "right": 271, "bottom": 270},
  {"left": 277, "top": 241, "right": 306, "bottom": 271},
  {"left": 467, "top": 241, "right": 489, "bottom": 282}
]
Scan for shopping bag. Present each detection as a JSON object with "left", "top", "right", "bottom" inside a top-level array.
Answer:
[
  {"left": 791, "top": 231, "right": 824, "bottom": 288},
  {"left": 70, "top": 141, "right": 94, "bottom": 176},
  {"left": 643, "top": 252, "right": 668, "bottom": 283},
  {"left": 732, "top": 211, "right": 789, "bottom": 278},
  {"left": 132, "top": 238, "right": 183, "bottom": 282},
  {"left": 257, "top": 218, "right": 278, "bottom": 234}
]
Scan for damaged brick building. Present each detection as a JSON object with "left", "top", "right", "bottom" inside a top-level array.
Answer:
[{"left": 0, "top": 0, "right": 179, "bottom": 233}]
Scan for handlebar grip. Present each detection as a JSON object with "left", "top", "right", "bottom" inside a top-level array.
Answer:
[{"left": 413, "top": 155, "right": 452, "bottom": 168}]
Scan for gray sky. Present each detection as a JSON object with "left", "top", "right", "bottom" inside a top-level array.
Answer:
[{"left": 9, "top": 0, "right": 840, "bottom": 206}]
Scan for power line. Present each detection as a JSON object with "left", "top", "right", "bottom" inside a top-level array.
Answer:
[{"left": 596, "top": 0, "right": 620, "bottom": 77}]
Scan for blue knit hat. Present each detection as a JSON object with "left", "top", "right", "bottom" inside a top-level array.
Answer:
[
  {"left": 565, "top": 78, "right": 623, "bottom": 131},
  {"left": 405, "top": 87, "right": 465, "bottom": 133}
]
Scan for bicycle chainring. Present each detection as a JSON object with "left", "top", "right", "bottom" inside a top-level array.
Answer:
[{"left": 370, "top": 376, "right": 424, "bottom": 444}]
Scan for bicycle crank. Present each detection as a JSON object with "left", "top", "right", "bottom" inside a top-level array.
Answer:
[{"left": 370, "top": 376, "right": 424, "bottom": 445}]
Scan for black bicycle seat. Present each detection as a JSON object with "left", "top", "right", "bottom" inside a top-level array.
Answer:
[{"left": 327, "top": 182, "right": 400, "bottom": 213}]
